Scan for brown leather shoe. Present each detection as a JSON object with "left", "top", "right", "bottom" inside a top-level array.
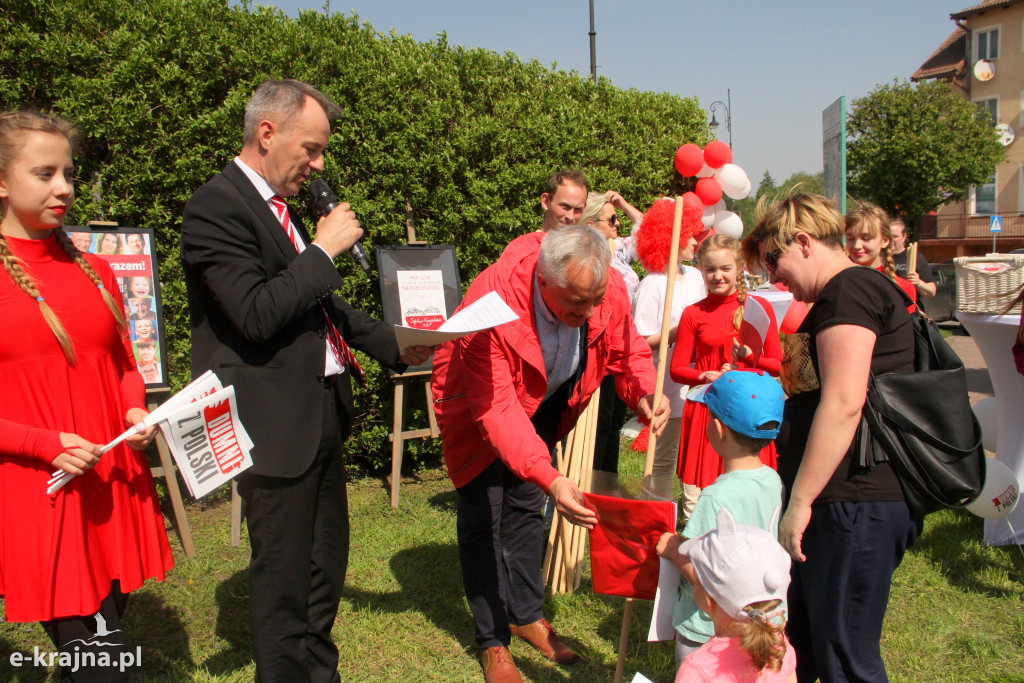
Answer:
[
  {"left": 510, "top": 618, "right": 580, "bottom": 664},
  {"left": 480, "top": 646, "right": 524, "bottom": 683}
]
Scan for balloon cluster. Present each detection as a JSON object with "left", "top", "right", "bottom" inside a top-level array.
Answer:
[{"left": 673, "top": 140, "right": 750, "bottom": 240}]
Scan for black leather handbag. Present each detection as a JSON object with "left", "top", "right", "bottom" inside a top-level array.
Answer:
[{"left": 861, "top": 285, "right": 986, "bottom": 518}]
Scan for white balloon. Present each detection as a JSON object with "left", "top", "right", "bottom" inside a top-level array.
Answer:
[
  {"left": 736, "top": 176, "right": 752, "bottom": 200},
  {"left": 710, "top": 199, "right": 726, "bottom": 213},
  {"left": 701, "top": 204, "right": 715, "bottom": 228},
  {"left": 966, "top": 458, "right": 1020, "bottom": 519},
  {"left": 696, "top": 163, "right": 715, "bottom": 178},
  {"left": 717, "top": 163, "right": 750, "bottom": 199},
  {"left": 713, "top": 211, "right": 743, "bottom": 239},
  {"left": 971, "top": 397, "right": 998, "bottom": 452}
]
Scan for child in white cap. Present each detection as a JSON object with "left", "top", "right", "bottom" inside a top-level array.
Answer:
[
  {"left": 656, "top": 370, "right": 786, "bottom": 669},
  {"left": 674, "top": 507, "right": 795, "bottom": 682}
]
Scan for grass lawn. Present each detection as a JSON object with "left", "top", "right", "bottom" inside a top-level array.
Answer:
[{"left": 2, "top": 446, "right": 1023, "bottom": 682}]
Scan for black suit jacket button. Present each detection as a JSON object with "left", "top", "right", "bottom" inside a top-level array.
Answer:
[
  {"left": 317, "top": 329, "right": 326, "bottom": 339},
  {"left": 316, "top": 373, "right": 325, "bottom": 382}
]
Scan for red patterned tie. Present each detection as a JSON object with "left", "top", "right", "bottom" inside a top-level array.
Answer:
[{"left": 270, "top": 195, "right": 365, "bottom": 385}]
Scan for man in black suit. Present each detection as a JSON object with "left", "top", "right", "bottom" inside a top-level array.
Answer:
[{"left": 180, "top": 79, "right": 433, "bottom": 682}]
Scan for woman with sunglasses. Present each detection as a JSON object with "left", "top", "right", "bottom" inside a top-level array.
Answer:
[
  {"left": 741, "top": 193, "right": 921, "bottom": 683},
  {"left": 581, "top": 190, "right": 644, "bottom": 477}
]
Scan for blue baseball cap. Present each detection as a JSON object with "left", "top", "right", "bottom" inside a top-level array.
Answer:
[{"left": 688, "top": 370, "right": 785, "bottom": 439}]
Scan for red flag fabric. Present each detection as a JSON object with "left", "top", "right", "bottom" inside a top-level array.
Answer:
[{"left": 583, "top": 492, "right": 676, "bottom": 600}]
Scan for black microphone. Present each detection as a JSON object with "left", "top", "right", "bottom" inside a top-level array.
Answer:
[{"left": 309, "top": 178, "right": 372, "bottom": 273}]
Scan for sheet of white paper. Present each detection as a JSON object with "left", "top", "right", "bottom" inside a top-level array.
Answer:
[
  {"left": 393, "top": 291, "right": 517, "bottom": 352},
  {"left": 649, "top": 556, "right": 682, "bottom": 642},
  {"left": 649, "top": 501, "right": 680, "bottom": 642},
  {"left": 630, "top": 673, "right": 655, "bottom": 683}
]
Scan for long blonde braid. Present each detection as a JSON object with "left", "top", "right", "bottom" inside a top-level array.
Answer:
[
  {"left": 54, "top": 228, "right": 127, "bottom": 332},
  {"left": 733, "top": 265, "right": 748, "bottom": 333},
  {"left": 0, "top": 111, "right": 85, "bottom": 364},
  {"left": 0, "top": 236, "right": 77, "bottom": 363}
]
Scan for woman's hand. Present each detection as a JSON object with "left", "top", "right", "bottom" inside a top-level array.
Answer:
[
  {"left": 700, "top": 370, "right": 723, "bottom": 383},
  {"left": 51, "top": 433, "right": 102, "bottom": 475},
  {"left": 778, "top": 501, "right": 812, "bottom": 562},
  {"left": 124, "top": 407, "right": 156, "bottom": 451}
]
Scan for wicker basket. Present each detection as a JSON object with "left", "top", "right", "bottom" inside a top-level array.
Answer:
[{"left": 953, "top": 255, "right": 1024, "bottom": 314}]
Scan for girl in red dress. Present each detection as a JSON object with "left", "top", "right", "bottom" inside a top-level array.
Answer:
[
  {"left": 670, "top": 235, "right": 782, "bottom": 503},
  {"left": 844, "top": 202, "right": 917, "bottom": 310},
  {"left": 0, "top": 112, "right": 172, "bottom": 681}
]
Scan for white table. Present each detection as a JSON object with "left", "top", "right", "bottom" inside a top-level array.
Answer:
[
  {"left": 753, "top": 288, "right": 794, "bottom": 327},
  {"left": 957, "top": 312, "right": 1024, "bottom": 545}
]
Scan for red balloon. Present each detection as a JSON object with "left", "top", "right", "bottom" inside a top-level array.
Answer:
[
  {"left": 694, "top": 177, "right": 723, "bottom": 206},
  {"left": 674, "top": 143, "right": 704, "bottom": 177},
  {"left": 681, "top": 191, "right": 703, "bottom": 213},
  {"left": 703, "top": 140, "right": 732, "bottom": 169}
]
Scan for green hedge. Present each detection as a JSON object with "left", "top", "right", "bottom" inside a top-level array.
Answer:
[{"left": 1, "top": 0, "right": 708, "bottom": 473}]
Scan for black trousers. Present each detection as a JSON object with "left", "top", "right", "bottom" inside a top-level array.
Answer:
[
  {"left": 237, "top": 382, "right": 349, "bottom": 683},
  {"left": 787, "top": 501, "right": 920, "bottom": 683},
  {"left": 42, "top": 581, "right": 131, "bottom": 682},
  {"left": 457, "top": 458, "right": 547, "bottom": 649},
  {"left": 455, "top": 383, "right": 572, "bottom": 649},
  {"left": 593, "top": 374, "right": 628, "bottom": 473}
]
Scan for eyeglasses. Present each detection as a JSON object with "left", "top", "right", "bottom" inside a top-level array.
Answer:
[
  {"left": 596, "top": 215, "right": 620, "bottom": 226},
  {"left": 762, "top": 246, "right": 785, "bottom": 273}
]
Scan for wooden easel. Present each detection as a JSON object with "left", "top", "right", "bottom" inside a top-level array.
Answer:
[
  {"left": 146, "top": 388, "right": 196, "bottom": 559},
  {"left": 388, "top": 370, "right": 440, "bottom": 508},
  {"left": 388, "top": 207, "right": 441, "bottom": 508}
]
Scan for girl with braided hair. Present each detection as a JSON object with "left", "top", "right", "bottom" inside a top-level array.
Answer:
[
  {"left": 670, "top": 234, "right": 781, "bottom": 505},
  {"left": 0, "top": 111, "right": 172, "bottom": 680},
  {"left": 844, "top": 202, "right": 917, "bottom": 311}
]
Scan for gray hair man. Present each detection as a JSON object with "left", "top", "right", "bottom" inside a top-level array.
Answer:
[{"left": 432, "top": 224, "right": 668, "bottom": 682}]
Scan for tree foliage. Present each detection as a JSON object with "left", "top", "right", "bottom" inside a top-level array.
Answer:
[
  {"left": 846, "top": 80, "right": 1004, "bottom": 229},
  {"left": 0, "top": 0, "right": 709, "bottom": 472}
]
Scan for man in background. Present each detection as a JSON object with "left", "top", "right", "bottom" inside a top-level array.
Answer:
[{"left": 891, "top": 218, "right": 936, "bottom": 301}]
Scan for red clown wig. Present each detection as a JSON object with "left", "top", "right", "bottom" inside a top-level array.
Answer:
[{"left": 635, "top": 197, "right": 703, "bottom": 273}]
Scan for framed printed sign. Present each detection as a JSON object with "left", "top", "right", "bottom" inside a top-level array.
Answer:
[
  {"left": 375, "top": 244, "right": 461, "bottom": 373},
  {"left": 64, "top": 227, "right": 168, "bottom": 387}
]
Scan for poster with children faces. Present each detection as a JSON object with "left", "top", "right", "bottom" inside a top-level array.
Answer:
[{"left": 64, "top": 227, "right": 167, "bottom": 388}]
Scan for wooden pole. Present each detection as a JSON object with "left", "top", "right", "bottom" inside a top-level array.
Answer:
[
  {"left": 615, "top": 196, "right": 684, "bottom": 683},
  {"left": 642, "top": 196, "right": 684, "bottom": 481}
]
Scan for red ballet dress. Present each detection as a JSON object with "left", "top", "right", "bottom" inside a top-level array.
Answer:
[
  {"left": 669, "top": 291, "right": 782, "bottom": 488},
  {"left": 0, "top": 234, "right": 172, "bottom": 622}
]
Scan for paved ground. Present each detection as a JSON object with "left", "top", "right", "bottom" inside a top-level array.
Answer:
[{"left": 944, "top": 323, "right": 994, "bottom": 404}]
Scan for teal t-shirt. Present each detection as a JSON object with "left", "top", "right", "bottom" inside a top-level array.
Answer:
[{"left": 672, "top": 465, "right": 784, "bottom": 642}]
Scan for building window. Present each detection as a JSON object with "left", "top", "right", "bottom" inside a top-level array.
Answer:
[
  {"left": 1019, "top": 165, "right": 1024, "bottom": 213},
  {"left": 975, "top": 97, "right": 998, "bottom": 125},
  {"left": 976, "top": 25, "right": 999, "bottom": 60},
  {"left": 970, "top": 172, "right": 997, "bottom": 215}
]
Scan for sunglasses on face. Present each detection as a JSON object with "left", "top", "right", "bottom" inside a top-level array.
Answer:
[
  {"left": 762, "top": 246, "right": 784, "bottom": 273},
  {"left": 597, "top": 215, "right": 620, "bottom": 226}
]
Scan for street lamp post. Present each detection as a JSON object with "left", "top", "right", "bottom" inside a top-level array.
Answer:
[{"left": 708, "top": 89, "right": 732, "bottom": 150}]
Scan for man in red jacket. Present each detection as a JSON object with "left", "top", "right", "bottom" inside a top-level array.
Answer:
[{"left": 432, "top": 225, "right": 667, "bottom": 682}]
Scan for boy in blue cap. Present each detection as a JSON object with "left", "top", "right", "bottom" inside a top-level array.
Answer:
[{"left": 655, "top": 369, "right": 786, "bottom": 670}]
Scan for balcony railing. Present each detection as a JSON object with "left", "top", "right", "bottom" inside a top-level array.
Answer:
[{"left": 919, "top": 213, "right": 1024, "bottom": 240}]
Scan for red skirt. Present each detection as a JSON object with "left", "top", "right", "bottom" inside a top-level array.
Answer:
[{"left": 676, "top": 400, "right": 778, "bottom": 488}]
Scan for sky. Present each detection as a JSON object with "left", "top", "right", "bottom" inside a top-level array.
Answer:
[{"left": 266, "top": 0, "right": 964, "bottom": 188}]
